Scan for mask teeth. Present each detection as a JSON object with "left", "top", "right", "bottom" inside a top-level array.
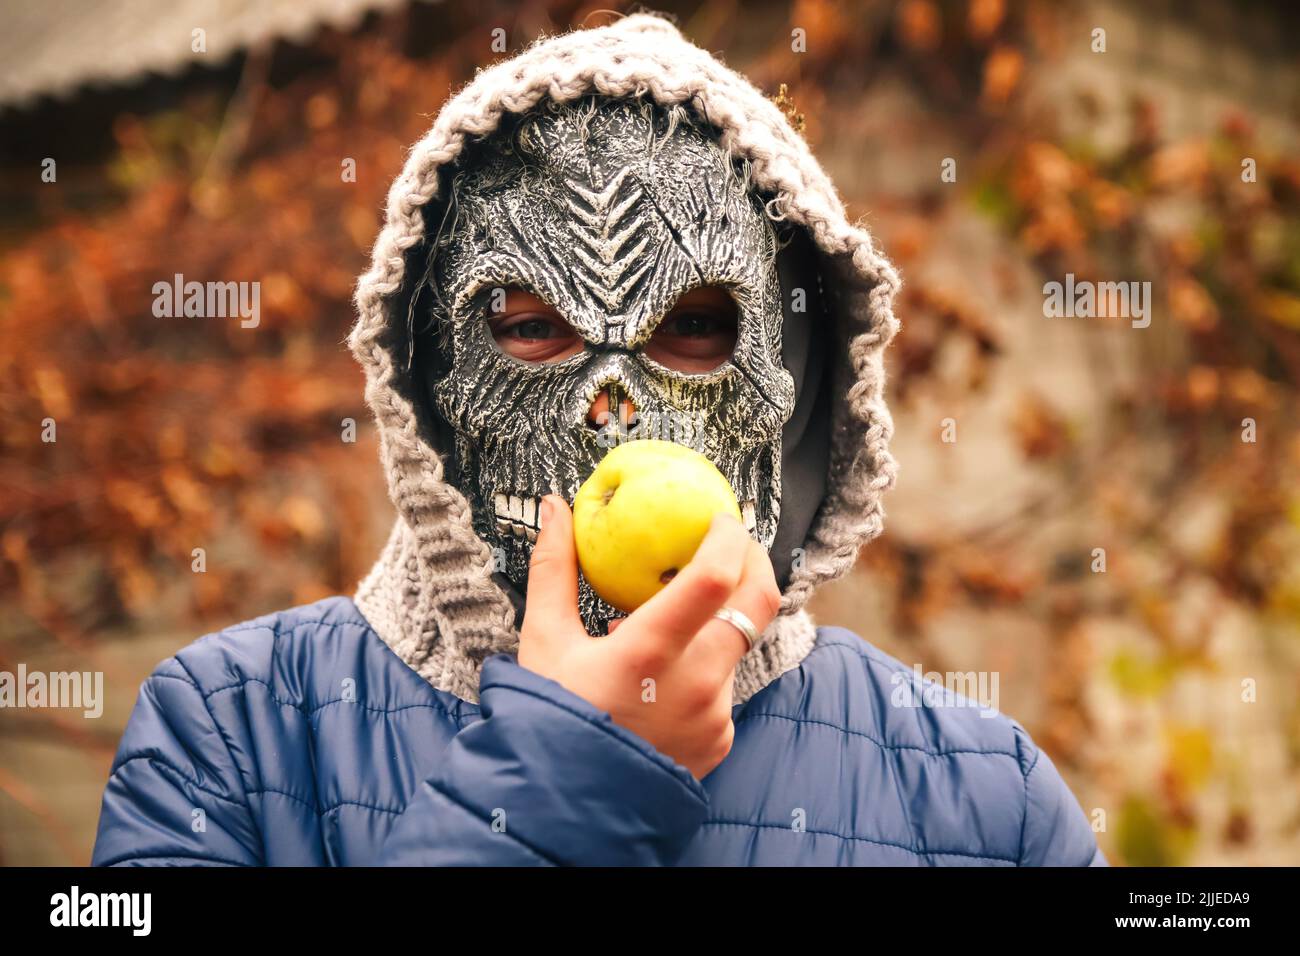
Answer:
[
  {"left": 741, "top": 499, "right": 757, "bottom": 535},
  {"left": 494, "top": 493, "right": 540, "bottom": 541}
]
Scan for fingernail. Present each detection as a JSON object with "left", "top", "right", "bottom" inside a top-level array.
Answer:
[{"left": 540, "top": 495, "right": 555, "bottom": 528}]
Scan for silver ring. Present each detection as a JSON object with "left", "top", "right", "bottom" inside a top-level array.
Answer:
[{"left": 712, "top": 606, "right": 759, "bottom": 653}]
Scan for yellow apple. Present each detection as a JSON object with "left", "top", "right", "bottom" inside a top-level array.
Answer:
[{"left": 572, "top": 439, "right": 742, "bottom": 613}]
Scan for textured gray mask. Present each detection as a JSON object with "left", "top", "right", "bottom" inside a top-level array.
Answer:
[{"left": 416, "top": 96, "right": 796, "bottom": 634}]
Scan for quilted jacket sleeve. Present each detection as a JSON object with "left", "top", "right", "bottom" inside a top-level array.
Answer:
[
  {"left": 92, "top": 659, "right": 263, "bottom": 867},
  {"left": 1014, "top": 725, "right": 1108, "bottom": 866},
  {"left": 378, "top": 654, "right": 711, "bottom": 866}
]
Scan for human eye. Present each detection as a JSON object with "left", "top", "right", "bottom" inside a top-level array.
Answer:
[
  {"left": 486, "top": 288, "right": 584, "bottom": 363},
  {"left": 643, "top": 287, "right": 739, "bottom": 373}
]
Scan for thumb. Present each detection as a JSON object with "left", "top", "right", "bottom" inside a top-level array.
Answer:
[{"left": 520, "top": 494, "right": 586, "bottom": 642}]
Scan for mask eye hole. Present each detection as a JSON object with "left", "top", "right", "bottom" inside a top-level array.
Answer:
[
  {"left": 643, "top": 286, "right": 739, "bottom": 374},
  {"left": 486, "top": 287, "right": 585, "bottom": 364}
]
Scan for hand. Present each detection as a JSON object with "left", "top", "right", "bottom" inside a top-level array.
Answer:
[{"left": 517, "top": 494, "right": 781, "bottom": 780}]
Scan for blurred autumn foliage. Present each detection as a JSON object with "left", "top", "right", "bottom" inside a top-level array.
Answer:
[{"left": 1, "top": 0, "right": 1298, "bottom": 865}]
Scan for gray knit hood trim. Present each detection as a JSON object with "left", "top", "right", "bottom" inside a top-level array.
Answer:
[{"left": 347, "top": 12, "right": 900, "bottom": 705}]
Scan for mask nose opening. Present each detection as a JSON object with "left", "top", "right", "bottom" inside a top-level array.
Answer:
[{"left": 586, "top": 381, "right": 638, "bottom": 434}]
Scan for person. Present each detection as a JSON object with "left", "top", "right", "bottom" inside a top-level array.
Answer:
[{"left": 91, "top": 12, "right": 1105, "bottom": 866}]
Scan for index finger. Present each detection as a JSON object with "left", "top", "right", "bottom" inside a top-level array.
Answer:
[
  {"left": 684, "top": 536, "right": 781, "bottom": 677},
  {"left": 620, "top": 511, "right": 750, "bottom": 658}
]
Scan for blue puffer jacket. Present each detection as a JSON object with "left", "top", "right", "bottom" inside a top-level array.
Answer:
[{"left": 92, "top": 596, "right": 1105, "bottom": 866}]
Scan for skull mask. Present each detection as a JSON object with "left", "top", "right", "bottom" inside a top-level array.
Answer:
[{"left": 416, "top": 96, "right": 796, "bottom": 634}]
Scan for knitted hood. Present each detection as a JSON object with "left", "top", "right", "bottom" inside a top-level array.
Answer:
[{"left": 347, "top": 12, "right": 900, "bottom": 705}]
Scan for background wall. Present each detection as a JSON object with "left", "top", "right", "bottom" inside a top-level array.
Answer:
[{"left": 2, "top": 0, "right": 1298, "bottom": 865}]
